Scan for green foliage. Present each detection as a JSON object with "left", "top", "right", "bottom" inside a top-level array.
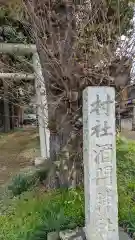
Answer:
[
  {"left": 117, "top": 136, "right": 135, "bottom": 237},
  {"left": 7, "top": 167, "right": 48, "bottom": 197},
  {"left": 0, "top": 188, "right": 84, "bottom": 240},
  {"left": 8, "top": 172, "right": 37, "bottom": 196},
  {"left": 0, "top": 3, "right": 32, "bottom": 44},
  {"left": 0, "top": 0, "right": 134, "bottom": 46},
  {"left": 106, "top": 0, "right": 134, "bottom": 35},
  {"left": 1, "top": 136, "right": 135, "bottom": 239}
]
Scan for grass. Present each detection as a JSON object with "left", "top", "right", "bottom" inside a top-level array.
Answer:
[
  {"left": 0, "top": 134, "right": 135, "bottom": 239},
  {"left": 117, "top": 136, "right": 135, "bottom": 237},
  {"left": 0, "top": 188, "right": 84, "bottom": 240}
]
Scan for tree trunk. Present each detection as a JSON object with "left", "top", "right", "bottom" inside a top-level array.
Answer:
[
  {"left": 3, "top": 81, "right": 10, "bottom": 133},
  {"left": 23, "top": 0, "right": 80, "bottom": 189}
]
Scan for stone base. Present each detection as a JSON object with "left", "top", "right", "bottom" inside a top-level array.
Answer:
[
  {"left": 34, "top": 157, "right": 46, "bottom": 166},
  {"left": 119, "top": 227, "right": 131, "bottom": 240},
  {"left": 59, "top": 228, "right": 86, "bottom": 240},
  {"left": 47, "top": 227, "right": 131, "bottom": 240},
  {"left": 47, "top": 232, "right": 59, "bottom": 240}
]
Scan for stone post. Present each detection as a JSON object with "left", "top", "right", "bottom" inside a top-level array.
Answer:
[
  {"left": 132, "top": 105, "right": 135, "bottom": 131},
  {"left": 3, "top": 80, "right": 10, "bottom": 132},
  {"left": 83, "top": 87, "right": 119, "bottom": 240},
  {"left": 33, "top": 53, "right": 50, "bottom": 159}
]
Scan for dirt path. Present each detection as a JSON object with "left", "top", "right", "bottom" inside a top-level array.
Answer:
[
  {"left": 0, "top": 126, "right": 134, "bottom": 186},
  {"left": 0, "top": 128, "right": 40, "bottom": 185},
  {"left": 121, "top": 129, "right": 135, "bottom": 140}
]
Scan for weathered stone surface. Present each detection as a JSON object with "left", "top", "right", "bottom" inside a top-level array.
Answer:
[
  {"left": 59, "top": 227, "right": 131, "bottom": 240},
  {"left": 47, "top": 231, "right": 59, "bottom": 240},
  {"left": 34, "top": 157, "right": 46, "bottom": 166},
  {"left": 83, "top": 87, "right": 119, "bottom": 240},
  {"left": 59, "top": 228, "right": 86, "bottom": 240},
  {"left": 119, "top": 227, "right": 131, "bottom": 240}
]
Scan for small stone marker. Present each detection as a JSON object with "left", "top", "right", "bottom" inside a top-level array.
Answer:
[
  {"left": 47, "top": 231, "right": 59, "bottom": 240},
  {"left": 59, "top": 228, "right": 86, "bottom": 240},
  {"left": 83, "top": 87, "right": 119, "bottom": 240}
]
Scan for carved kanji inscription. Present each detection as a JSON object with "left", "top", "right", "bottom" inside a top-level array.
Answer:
[{"left": 83, "top": 87, "right": 119, "bottom": 240}]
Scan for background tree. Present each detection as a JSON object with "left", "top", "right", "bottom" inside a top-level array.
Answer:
[
  {"left": 0, "top": 0, "right": 134, "bottom": 188},
  {"left": 0, "top": 7, "right": 35, "bottom": 131}
]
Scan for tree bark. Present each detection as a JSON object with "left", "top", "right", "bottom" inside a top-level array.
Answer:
[{"left": 23, "top": 0, "right": 80, "bottom": 189}]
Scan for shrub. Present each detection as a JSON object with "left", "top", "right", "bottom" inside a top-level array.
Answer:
[
  {"left": 8, "top": 173, "right": 36, "bottom": 196},
  {"left": 7, "top": 166, "right": 48, "bottom": 197}
]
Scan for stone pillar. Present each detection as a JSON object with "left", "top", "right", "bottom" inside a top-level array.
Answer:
[
  {"left": 3, "top": 80, "right": 10, "bottom": 132},
  {"left": 132, "top": 105, "right": 135, "bottom": 131},
  {"left": 116, "top": 107, "right": 121, "bottom": 132},
  {"left": 33, "top": 53, "right": 50, "bottom": 159},
  {"left": 11, "top": 103, "right": 15, "bottom": 130},
  {"left": 83, "top": 87, "right": 119, "bottom": 240}
]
